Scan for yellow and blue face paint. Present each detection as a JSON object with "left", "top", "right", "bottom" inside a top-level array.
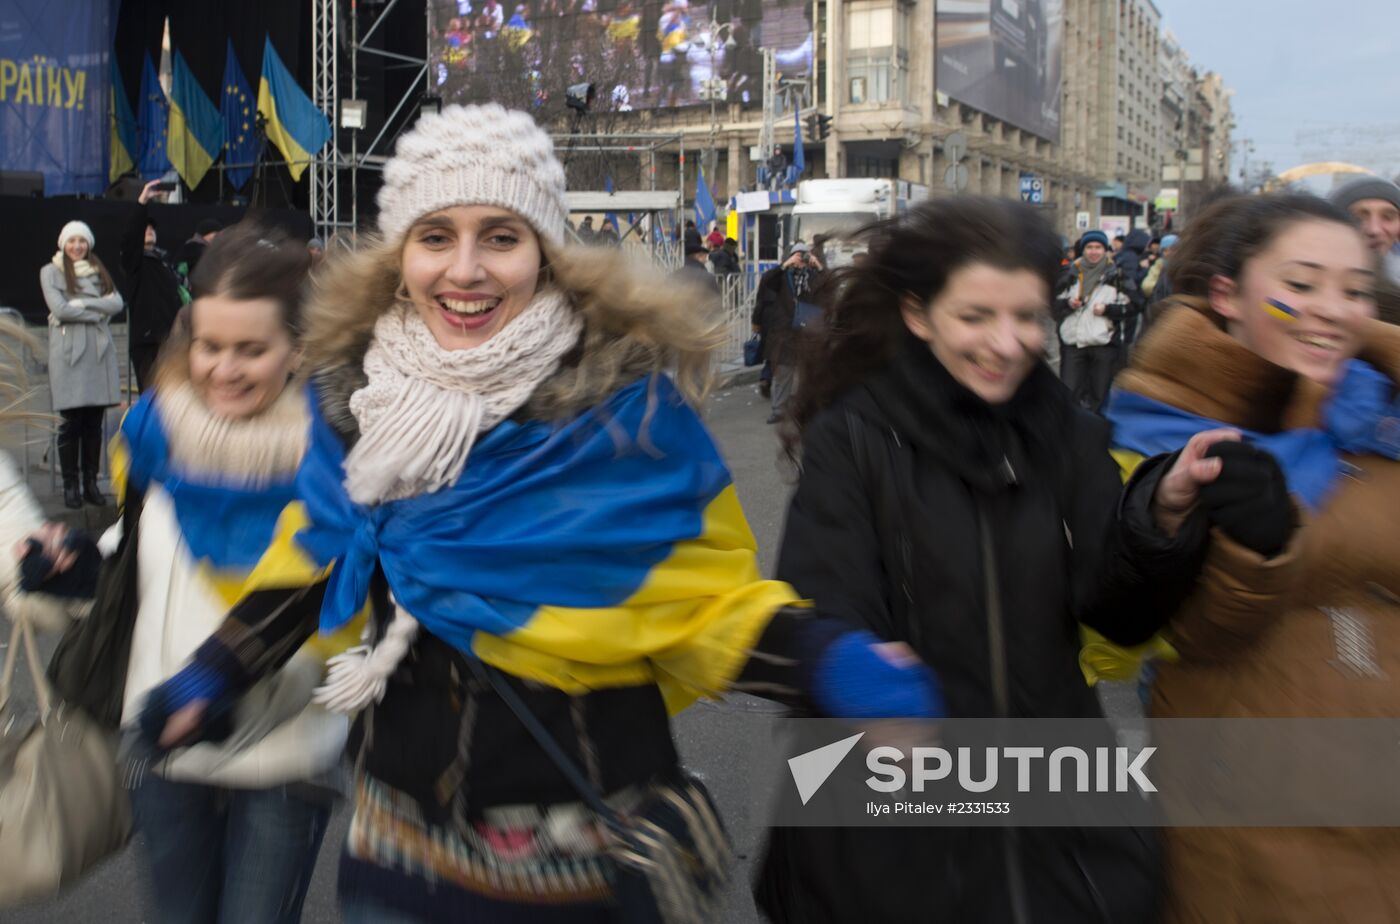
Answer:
[{"left": 1262, "top": 297, "right": 1300, "bottom": 323}]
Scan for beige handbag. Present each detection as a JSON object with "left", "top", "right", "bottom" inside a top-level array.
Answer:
[{"left": 0, "top": 613, "right": 131, "bottom": 906}]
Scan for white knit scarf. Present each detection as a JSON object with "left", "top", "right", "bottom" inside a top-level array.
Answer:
[
  {"left": 51, "top": 252, "right": 98, "bottom": 278},
  {"left": 342, "top": 288, "right": 583, "bottom": 505},
  {"left": 159, "top": 381, "right": 309, "bottom": 486}
]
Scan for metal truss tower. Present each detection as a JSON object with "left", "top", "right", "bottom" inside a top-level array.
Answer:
[{"left": 310, "top": 0, "right": 339, "bottom": 238}]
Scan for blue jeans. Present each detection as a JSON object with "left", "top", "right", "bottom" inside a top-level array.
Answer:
[{"left": 132, "top": 774, "right": 331, "bottom": 924}]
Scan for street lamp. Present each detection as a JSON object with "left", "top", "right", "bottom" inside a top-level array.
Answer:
[{"left": 699, "top": 17, "right": 738, "bottom": 189}]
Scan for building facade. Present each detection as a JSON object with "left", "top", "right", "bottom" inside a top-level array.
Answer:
[{"left": 611, "top": 0, "right": 1227, "bottom": 241}]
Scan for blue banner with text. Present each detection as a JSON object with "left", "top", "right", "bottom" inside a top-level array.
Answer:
[{"left": 0, "top": 0, "right": 115, "bottom": 195}]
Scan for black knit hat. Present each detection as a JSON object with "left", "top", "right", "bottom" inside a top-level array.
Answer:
[{"left": 1329, "top": 177, "right": 1400, "bottom": 213}]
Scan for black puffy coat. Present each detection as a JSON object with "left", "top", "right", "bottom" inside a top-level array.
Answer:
[{"left": 756, "top": 338, "right": 1207, "bottom": 923}]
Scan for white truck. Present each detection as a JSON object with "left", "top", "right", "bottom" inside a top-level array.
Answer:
[{"left": 790, "top": 178, "right": 930, "bottom": 267}]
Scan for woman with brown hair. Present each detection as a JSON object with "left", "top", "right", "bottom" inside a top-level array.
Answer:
[
  {"left": 757, "top": 196, "right": 1241, "bottom": 923},
  {"left": 39, "top": 221, "right": 124, "bottom": 509},
  {"left": 50, "top": 225, "right": 343, "bottom": 923},
  {"left": 1105, "top": 193, "right": 1400, "bottom": 921}
]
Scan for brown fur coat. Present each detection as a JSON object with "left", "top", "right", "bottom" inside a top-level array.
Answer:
[{"left": 1119, "top": 300, "right": 1400, "bottom": 923}]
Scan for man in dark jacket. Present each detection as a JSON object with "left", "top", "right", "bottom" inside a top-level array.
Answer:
[
  {"left": 670, "top": 237, "right": 721, "bottom": 295},
  {"left": 754, "top": 241, "right": 823, "bottom": 423},
  {"left": 173, "top": 218, "right": 222, "bottom": 283},
  {"left": 121, "top": 180, "right": 186, "bottom": 391},
  {"left": 708, "top": 237, "right": 741, "bottom": 275},
  {"left": 1112, "top": 228, "right": 1151, "bottom": 350}
]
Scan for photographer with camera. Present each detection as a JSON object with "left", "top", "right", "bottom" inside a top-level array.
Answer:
[
  {"left": 754, "top": 241, "right": 825, "bottom": 423},
  {"left": 1054, "top": 229, "right": 1142, "bottom": 412},
  {"left": 121, "top": 179, "right": 186, "bottom": 392}
]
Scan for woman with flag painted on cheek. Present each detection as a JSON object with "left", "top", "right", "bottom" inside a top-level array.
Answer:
[
  {"left": 1097, "top": 193, "right": 1400, "bottom": 922},
  {"left": 132, "top": 103, "right": 943, "bottom": 923}
]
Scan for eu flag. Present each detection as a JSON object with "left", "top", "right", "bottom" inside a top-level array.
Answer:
[
  {"left": 137, "top": 52, "right": 172, "bottom": 180},
  {"left": 221, "top": 41, "right": 257, "bottom": 190},
  {"left": 257, "top": 36, "right": 332, "bottom": 183}
]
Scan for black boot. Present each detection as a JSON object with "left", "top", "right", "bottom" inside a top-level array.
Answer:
[
  {"left": 81, "top": 428, "right": 108, "bottom": 507},
  {"left": 59, "top": 430, "right": 82, "bottom": 508},
  {"left": 82, "top": 475, "right": 108, "bottom": 507}
]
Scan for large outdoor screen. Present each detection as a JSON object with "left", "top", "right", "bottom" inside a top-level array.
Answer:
[
  {"left": 428, "top": 1, "right": 814, "bottom": 117},
  {"left": 936, "top": 0, "right": 1063, "bottom": 142}
]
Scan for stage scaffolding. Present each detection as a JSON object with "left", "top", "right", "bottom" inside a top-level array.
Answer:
[{"left": 307, "top": 0, "right": 689, "bottom": 267}]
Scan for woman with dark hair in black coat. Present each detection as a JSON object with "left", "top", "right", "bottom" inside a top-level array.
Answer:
[{"left": 755, "top": 197, "right": 1263, "bottom": 923}]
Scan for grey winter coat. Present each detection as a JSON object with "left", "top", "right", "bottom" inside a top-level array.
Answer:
[{"left": 40, "top": 262, "right": 124, "bottom": 410}]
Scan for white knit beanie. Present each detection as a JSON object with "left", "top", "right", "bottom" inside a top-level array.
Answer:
[
  {"left": 57, "top": 220, "right": 95, "bottom": 250},
  {"left": 376, "top": 104, "right": 567, "bottom": 249}
]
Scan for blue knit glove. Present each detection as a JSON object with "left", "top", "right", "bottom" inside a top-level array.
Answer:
[
  {"left": 810, "top": 630, "right": 946, "bottom": 719},
  {"left": 136, "top": 660, "right": 236, "bottom": 752}
]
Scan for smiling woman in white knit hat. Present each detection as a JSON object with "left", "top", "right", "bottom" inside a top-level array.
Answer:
[
  {"left": 38, "top": 220, "right": 125, "bottom": 508},
  {"left": 134, "top": 103, "right": 944, "bottom": 923}
]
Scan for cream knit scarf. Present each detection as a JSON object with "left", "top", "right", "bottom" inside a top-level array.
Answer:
[
  {"left": 159, "top": 381, "right": 309, "bottom": 486},
  {"left": 342, "top": 288, "right": 583, "bottom": 505},
  {"left": 51, "top": 252, "right": 97, "bottom": 278}
]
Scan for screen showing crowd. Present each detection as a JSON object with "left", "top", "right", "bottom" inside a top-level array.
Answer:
[{"left": 429, "top": 0, "right": 814, "bottom": 115}]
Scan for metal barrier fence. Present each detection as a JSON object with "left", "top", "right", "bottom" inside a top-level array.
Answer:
[{"left": 717, "top": 271, "right": 757, "bottom": 370}]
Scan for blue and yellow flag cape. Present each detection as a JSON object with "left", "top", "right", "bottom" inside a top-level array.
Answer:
[
  {"left": 296, "top": 375, "right": 800, "bottom": 712},
  {"left": 111, "top": 392, "right": 352, "bottom": 658}
]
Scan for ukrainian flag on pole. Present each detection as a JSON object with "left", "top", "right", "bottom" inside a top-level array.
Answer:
[
  {"left": 110, "top": 58, "right": 138, "bottom": 182},
  {"left": 168, "top": 51, "right": 225, "bottom": 189},
  {"left": 257, "top": 36, "right": 332, "bottom": 182}
]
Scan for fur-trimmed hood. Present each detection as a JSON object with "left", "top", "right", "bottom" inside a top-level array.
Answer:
[{"left": 301, "top": 240, "right": 723, "bottom": 443}]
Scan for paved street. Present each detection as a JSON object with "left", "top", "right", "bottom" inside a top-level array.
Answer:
[{"left": 3, "top": 377, "right": 1137, "bottom": 923}]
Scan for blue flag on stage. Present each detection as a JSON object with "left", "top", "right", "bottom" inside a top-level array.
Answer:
[
  {"left": 221, "top": 41, "right": 258, "bottom": 191},
  {"left": 788, "top": 105, "right": 805, "bottom": 186},
  {"left": 694, "top": 167, "right": 716, "bottom": 229},
  {"left": 137, "top": 52, "right": 172, "bottom": 180}
]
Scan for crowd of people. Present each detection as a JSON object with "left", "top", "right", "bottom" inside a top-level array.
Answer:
[{"left": 5, "top": 102, "right": 1400, "bottom": 923}]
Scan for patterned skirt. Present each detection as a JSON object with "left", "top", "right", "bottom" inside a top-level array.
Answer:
[{"left": 338, "top": 771, "right": 668, "bottom": 921}]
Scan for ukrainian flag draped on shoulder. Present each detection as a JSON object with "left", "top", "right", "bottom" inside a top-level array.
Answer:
[
  {"left": 256, "top": 36, "right": 332, "bottom": 183},
  {"left": 297, "top": 375, "right": 800, "bottom": 712},
  {"left": 111, "top": 392, "right": 328, "bottom": 608}
]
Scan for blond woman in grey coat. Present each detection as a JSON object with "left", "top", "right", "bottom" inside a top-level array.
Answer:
[{"left": 39, "top": 220, "right": 124, "bottom": 508}]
